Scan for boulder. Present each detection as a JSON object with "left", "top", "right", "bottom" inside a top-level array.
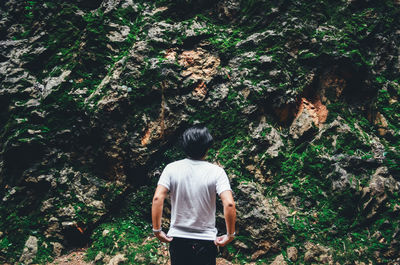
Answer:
[
  {"left": 19, "top": 236, "right": 38, "bottom": 264},
  {"left": 303, "top": 242, "right": 333, "bottom": 264},
  {"left": 289, "top": 98, "right": 321, "bottom": 139},
  {"left": 269, "top": 254, "right": 287, "bottom": 265},
  {"left": 233, "top": 181, "right": 289, "bottom": 258},
  {"left": 249, "top": 116, "right": 284, "bottom": 158},
  {"left": 286, "top": 246, "right": 298, "bottom": 261},
  {"left": 50, "top": 242, "right": 64, "bottom": 257},
  {"left": 107, "top": 253, "right": 127, "bottom": 265},
  {"left": 361, "top": 167, "right": 400, "bottom": 219}
]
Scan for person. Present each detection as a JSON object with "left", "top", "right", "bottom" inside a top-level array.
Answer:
[{"left": 151, "top": 125, "right": 236, "bottom": 265}]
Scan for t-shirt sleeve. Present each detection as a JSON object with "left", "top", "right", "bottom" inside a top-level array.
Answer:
[
  {"left": 157, "top": 164, "right": 171, "bottom": 190},
  {"left": 216, "top": 168, "right": 231, "bottom": 195}
]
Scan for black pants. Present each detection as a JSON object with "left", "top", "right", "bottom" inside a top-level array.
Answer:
[{"left": 169, "top": 237, "right": 218, "bottom": 265}]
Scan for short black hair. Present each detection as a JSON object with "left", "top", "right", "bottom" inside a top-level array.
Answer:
[{"left": 181, "top": 125, "right": 213, "bottom": 160}]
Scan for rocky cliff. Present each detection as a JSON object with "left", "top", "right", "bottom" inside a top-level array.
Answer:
[{"left": 0, "top": 0, "right": 399, "bottom": 264}]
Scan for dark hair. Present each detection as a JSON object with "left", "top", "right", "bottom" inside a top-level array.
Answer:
[{"left": 181, "top": 125, "right": 213, "bottom": 160}]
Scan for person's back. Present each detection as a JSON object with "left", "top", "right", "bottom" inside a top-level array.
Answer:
[
  {"left": 151, "top": 125, "right": 236, "bottom": 265},
  {"left": 159, "top": 158, "right": 230, "bottom": 240}
]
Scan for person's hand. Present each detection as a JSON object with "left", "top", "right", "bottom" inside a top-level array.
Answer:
[
  {"left": 214, "top": 235, "right": 234, "bottom": 247},
  {"left": 155, "top": 231, "right": 173, "bottom": 243}
]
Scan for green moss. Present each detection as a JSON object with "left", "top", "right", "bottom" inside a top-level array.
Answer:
[
  {"left": 31, "top": 236, "right": 55, "bottom": 264},
  {"left": 2, "top": 0, "right": 400, "bottom": 263},
  {"left": 271, "top": 124, "right": 398, "bottom": 263},
  {"left": 0, "top": 203, "right": 45, "bottom": 263},
  {"left": 334, "top": 132, "right": 371, "bottom": 155},
  {"left": 85, "top": 185, "right": 161, "bottom": 264}
]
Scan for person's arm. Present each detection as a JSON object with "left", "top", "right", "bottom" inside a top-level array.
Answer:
[
  {"left": 151, "top": 184, "right": 173, "bottom": 243},
  {"left": 215, "top": 190, "right": 236, "bottom": 247}
]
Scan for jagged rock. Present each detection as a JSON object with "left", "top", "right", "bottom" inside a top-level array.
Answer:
[
  {"left": 327, "top": 163, "right": 358, "bottom": 192},
  {"left": 369, "top": 135, "right": 386, "bottom": 164},
  {"left": 1, "top": 1, "right": 399, "bottom": 264},
  {"left": 22, "top": 164, "right": 112, "bottom": 240},
  {"left": 57, "top": 204, "right": 76, "bottom": 218},
  {"left": 205, "top": 83, "right": 230, "bottom": 107},
  {"left": 178, "top": 47, "right": 220, "bottom": 83},
  {"left": 95, "top": 251, "right": 105, "bottom": 262},
  {"left": 276, "top": 184, "right": 293, "bottom": 199},
  {"left": 361, "top": 167, "right": 399, "bottom": 219},
  {"left": 303, "top": 242, "right": 333, "bottom": 264},
  {"left": 44, "top": 219, "right": 61, "bottom": 238},
  {"left": 218, "top": 0, "right": 240, "bottom": 20},
  {"left": 368, "top": 167, "right": 399, "bottom": 195},
  {"left": 373, "top": 112, "right": 389, "bottom": 136},
  {"left": 216, "top": 258, "right": 235, "bottom": 264},
  {"left": 313, "top": 116, "right": 386, "bottom": 165},
  {"left": 107, "top": 253, "right": 127, "bottom": 265},
  {"left": 250, "top": 241, "right": 279, "bottom": 260},
  {"left": 102, "top": 229, "right": 110, "bottom": 236},
  {"left": 19, "top": 235, "right": 38, "bottom": 264},
  {"left": 235, "top": 182, "right": 289, "bottom": 252},
  {"left": 40, "top": 198, "right": 55, "bottom": 212},
  {"left": 100, "top": 0, "right": 122, "bottom": 14},
  {"left": 233, "top": 240, "right": 249, "bottom": 250},
  {"left": 147, "top": 21, "right": 176, "bottom": 44},
  {"left": 107, "top": 23, "right": 130, "bottom": 42},
  {"left": 313, "top": 116, "right": 352, "bottom": 142},
  {"left": 289, "top": 99, "right": 318, "bottom": 139},
  {"left": 245, "top": 164, "right": 266, "bottom": 183},
  {"left": 287, "top": 246, "right": 298, "bottom": 261},
  {"left": 270, "top": 254, "right": 287, "bottom": 265},
  {"left": 317, "top": 67, "right": 347, "bottom": 104},
  {"left": 50, "top": 242, "right": 64, "bottom": 257},
  {"left": 183, "top": 20, "right": 208, "bottom": 38},
  {"left": 0, "top": 64, "right": 36, "bottom": 95},
  {"left": 249, "top": 116, "right": 284, "bottom": 158},
  {"left": 236, "top": 30, "right": 282, "bottom": 47},
  {"left": 42, "top": 70, "right": 71, "bottom": 98},
  {"left": 103, "top": 254, "right": 111, "bottom": 264}
]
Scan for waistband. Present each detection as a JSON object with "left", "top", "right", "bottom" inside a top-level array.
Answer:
[{"left": 171, "top": 237, "right": 215, "bottom": 244}]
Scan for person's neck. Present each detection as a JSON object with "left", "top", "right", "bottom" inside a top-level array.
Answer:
[{"left": 188, "top": 156, "right": 205, "bottom": 161}]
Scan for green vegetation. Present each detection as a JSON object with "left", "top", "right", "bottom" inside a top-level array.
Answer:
[
  {"left": 376, "top": 84, "right": 400, "bottom": 177},
  {"left": 85, "top": 185, "right": 164, "bottom": 265},
  {"left": 0, "top": 197, "right": 45, "bottom": 263},
  {"left": 1, "top": 0, "right": 399, "bottom": 264}
]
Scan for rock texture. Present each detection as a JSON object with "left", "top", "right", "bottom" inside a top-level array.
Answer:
[
  {"left": 19, "top": 236, "right": 38, "bottom": 264},
  {"left": 0, "top": 0, "right": 399, "bottom": 264}
]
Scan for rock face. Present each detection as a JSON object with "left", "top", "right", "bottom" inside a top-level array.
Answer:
[
  {"left": 236, "top": 182, "right": 289, "bottom": 241},
  {"left": 19, "top": 236, "right": 38, "bottom": 264},
  {"left": 269, "top": 254, "right": 287, "bottom": 265},
  {"left": 178, "top": 47, "right": 220, "bottom": 82},
  {"left": 303, "top": 242, "right": 333, "bottom": 264},
  {"left": 107, "top": 253, "right": 127, "bottom": 265},
  {"left": 286, "top": 246, "right": 298, "bottom": 262},
  {"left": 0, "top": 0, "right": 399, "bottom": 264},
  {"left": 233, "top": 182, "right": 289, "bottom": 259}
]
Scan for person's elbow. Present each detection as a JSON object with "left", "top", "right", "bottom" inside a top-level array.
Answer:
[
  {"left": 152, "top": 195, "right": 163, "bottom": 204},
  {"left": 224, "top": 200, "right": 235, "bottom": 209},
  {"left": 152, "top": 185, "right": 168, "bottom": 205},
  {"left": 220, "top": 190, "right": 235, "bottom": 209}
]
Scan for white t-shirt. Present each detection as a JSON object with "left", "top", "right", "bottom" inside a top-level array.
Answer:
[{"left": 157, "top": 158, "right": 232, "bottom": 240}]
